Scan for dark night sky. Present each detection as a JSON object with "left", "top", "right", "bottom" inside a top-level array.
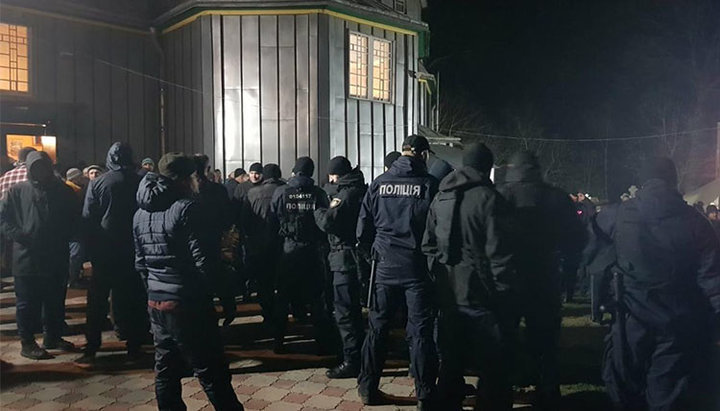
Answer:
[{"left": 424, "top": 0, "right": 720, "bottom": 197}]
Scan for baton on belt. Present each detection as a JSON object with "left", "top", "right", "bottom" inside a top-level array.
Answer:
[{"left": 367, "top": 258, "right": 376, "bottom": 309}]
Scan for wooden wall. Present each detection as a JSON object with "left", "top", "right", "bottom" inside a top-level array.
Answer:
[{"left": 0, "top": 6, "right": 161, "bottom": 167}]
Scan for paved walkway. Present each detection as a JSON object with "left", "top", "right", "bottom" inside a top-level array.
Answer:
[{"left": 0, "top": 280, "right": 475, "bottom": 410}]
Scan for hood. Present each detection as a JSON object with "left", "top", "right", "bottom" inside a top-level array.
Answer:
[
  {"left": 439, "top": 166, "right": 492, "bottom": 192},
  {"left": 136, "top": 172, "right": 181, "bottom": 212},
  {"left": 388, "top": 155, "right": 428, "bottom": 177},
  {"left": 262, "top": 177, "right": 285, "bottom": 187},
  {"left": 504, "top": 153, "right": 542, "bottom": 183},
  {"left": 288, "top": 175, "right": 315, "bottom": 188},
  {"left": 338, "top": 167, "right": 365, "bottom": 188},
  {"left": 634, "top": 179, "right": 688, "bottom": 221},
  {"left": 105, "top": 142, "right": 134, "bottom": 171},
  {"left": 25, "top": 151, "right": 54, "bottom": 185}
]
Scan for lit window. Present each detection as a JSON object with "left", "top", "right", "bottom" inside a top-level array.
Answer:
[
  {"left": 394, "top": 0, "right": 407, "bottom": 13},
  {"left": 0, "top": 23, "right": 29, "bottom": 93},
  {"left": 348, "top": 32, "right": 392, "bottom": 102}
]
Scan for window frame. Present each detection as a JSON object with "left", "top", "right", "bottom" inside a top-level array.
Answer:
[
  {"left": 394, "top": 0, "right": 407, "bottom": 14},
  {"left": 347, "top": 30, "right": 394, "bottom": 104},
  {"left": 0, "top": 22, "right": 32, "bottom": 96}
]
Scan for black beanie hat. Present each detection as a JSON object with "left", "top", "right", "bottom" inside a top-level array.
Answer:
[
  {"left": 249, "top": 162, "right": 263, "bottom": 173},
  {"left": 639, "top": 157, "right": 677, "bottom": 187},
  {"left": 18, "top": 146, "right": 37, "bottom": 162},
  {"left": 262, "top": 163, "right": 282, "bottom": 180},
  {"left": 233, "top": 168, "right": 246, "bottom": 177},
  {"left": 159, "top": 152, "right": 196, "bottom": 181},
  {"left": 463, "top": 143, "right": 494, "bottom": 173},
  {"left": 328, "top": 156, "right": 352, "bottom": 176},
  {"left": 293, "top": 156, "right": 314, "bottom": 176},
  {"left": 384, "top": 151, "right": 401, "bottom": 169}
]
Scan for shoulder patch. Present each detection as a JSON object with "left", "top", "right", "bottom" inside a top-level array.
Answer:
[{"left": 330, "top": 198, "right": 342, "bottom": 208}]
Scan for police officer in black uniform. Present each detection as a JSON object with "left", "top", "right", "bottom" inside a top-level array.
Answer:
[
  {"left": 271, "top": 157, "right": 336, "bottom": 354},
  {"left": 356, "top": 135, "right": 439, "bottom": 410},
  {"left": 423, "top": 143, "right": 514, "bottom": 410},
  {"left": 315, "top": 156, "right": 368, "bottom": 379},
  {"left": 591, "top": 157, "right": 720, "bottom": 410}
]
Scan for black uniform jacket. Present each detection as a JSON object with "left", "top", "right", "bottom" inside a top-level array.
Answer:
[
  {"left": 0, "top": 155, "right": 79, "bottom": 277},
  {"left": 423, "top": 166, "right": 514, "bottom": 307},
  {"left": 315, "top": 168, "right": 367, "bottom": 272}
]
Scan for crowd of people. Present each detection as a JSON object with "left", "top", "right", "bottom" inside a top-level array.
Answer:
[{"left": 0, "top": 135, "right": 718, "bottom": 411}]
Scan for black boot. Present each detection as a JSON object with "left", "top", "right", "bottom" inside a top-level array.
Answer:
[
  {"left": 325, "top": 361, "right": 359, "bottom": 379},
  {"left": 42, "top": 337, "right": 77, "bottom": 352},
  {"left": 21, "top": 340, "right": 53, "bottom": 360}
]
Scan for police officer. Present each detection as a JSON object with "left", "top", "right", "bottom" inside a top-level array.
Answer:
[
  {"left": 314, "top": 156, "right": 368, "bottom": 378},
  {"left": 271, "top": 157, "right": 336, "bottom": 354},
  {"left": 357, "top": 135, "right": 439, "bottom": 409},
  {"left": 498, "top": 151, "right": 585, "bottom": 410},
  {"left": 422, "top": 143, "right": 514, "bottom": 410},
  {"left": 591, "top": 157, "right": 720, "bottom": 410}
]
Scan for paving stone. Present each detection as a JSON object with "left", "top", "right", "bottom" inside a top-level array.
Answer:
[
  {"left": 336, "top": 400, "right": 364, "bottom": 411},
  {"left": 28, "top": 387, "right": 68, "bottom": 401},
  {"left": 283, "top": 392, "right": 311, "bottom": 404},
  {"left": 244, "top": 398, "right": 270, "bottom": 410},
  {"left": 24, "top": 401, "right": 67, "bottom": 411},
  {"left": 101, "top": 388, "right": 133, "bottom": 399},
  {"left": 55, "top": 392, "right": 88, "bottom": 404},
  {"left": 182, "top": 380, "right": 204, "bottom": 397},
  {"left": 320, "top": 387, "right": 347, "bottom": 397},
  {"left": 264, "top": 401, "right": 302, "bottom": 411},
  {"left": 326, "top": 378, "right": 358, "bottom": 389},
  {"left": 302, "top": 394, "right": 342, "bottom": 409},
  {"left": 71, "top": 395, "right": 115, "bottom": 410},
  {"left": 308, "top": 374, "right": 330, "bottom": 384},
  {"left": 11, "top": 384, "right": 43, "bottom": 394},
  {"left": 117, "top": 389, "right": 155, "bottom": 404},
  {"left": 102, "top": 403, "right": 135, "bottom": 411},
  {"left": 183, "top": 397, "right": 208, "bottom": 411},
  {"left": 0, "top": 392, "right": 24, "bottom": 405},
  {"left": 128, "top": 404, "right": 157, "bottom": 411},
  {"left": 5, "top": 397, "right": 41, "bottom": 409},
  {"left": 392, "top": 377, "right": 414, "bottom": 386},
  {"left": 117, "top": 377, "right": 154, "bottom": 390},
  {"left": 380, "top": 383, "right": 414, "bottom": 397},
  {"left": 341, "top": 389, "right": 361, "bottom": 401},
  {"left": 281, "top": 369, "right": 314, "bottom": 381},
  {"left": 253, "top": 386, "right": 290, "bottom": 402},
  {"left": 271, "top": 379, "right": 297, "bottom": 389},
  {"left": 77, "top": 382, "right": 112, "bottom": 396},
  {"left": 234, "top": 385, "right": 260, "bottom": 395},
  {"left": 243, "top": 374, "right": 277, "bottom": 387},
  {"left": 290, "top": 381, "right": 325, "bottom": 395}
]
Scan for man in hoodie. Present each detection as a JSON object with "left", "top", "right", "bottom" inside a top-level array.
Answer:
[
  {"left": 591, "top": 157, "right": 720, "bottom": 411},
  {"left": 356, "top": 135, "right": 439, "bottom": 409},
  {"left": 497, "top": 151, "right": 584, "bottom": 410},
  {"left": 314, "top": 156, "right": 367, "bottom": 379},
  {"left": 241, "top": 164, "right": 285, "bottom": 324},
  {"left": 271, "top": 157, "right": 335, "bottom": 354},
  {"left": 133, "top": 153, "right": 244, "bottom": 411},
  {"left": 76, "top": 142, "right": 150, "bottom": 366},
  {"left": 0, "top": 151, "right": 79, "bottom": 359},
  {"left": 422, "top": 143, "right": 513, "bottom": 410}
]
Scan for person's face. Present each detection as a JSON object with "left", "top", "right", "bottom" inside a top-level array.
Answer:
[
  {"left": 31, "top": 162, "right": 54, "bottom": 183},
  {"left": 88, "top": 169, "right": 101, "bottom": 180},
  {"left": 142, "top": 163, "right": 154, "bottom": 171},
  {"left": 577, "top": 193, "right": 586, "bottom": 201},
  {"left": 328, "top": 174, "right": 339, "bottom": 184},
  {"left": 249, "top": 171, "right": 262, "bottom": 183},
  {"left": 709, "top": 212, "right": 718, "bottom": 221},
  {"left": 236, "top": 173, "right": 249, "bottom": 183}
]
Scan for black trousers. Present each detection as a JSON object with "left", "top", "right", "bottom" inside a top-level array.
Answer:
[
  {"left": 245, "top": 251, "right": 276, "bottom": 323},
  {"left": 273, "top": 247, "right": 335, "bottom": 348},
  {"left": 14, "top": 274, "right": 66, "bottom": 343},
  {"left": 437, "top": 306, "right": 512, "bottom": 411},
  {"left": 333, "top": 271, "right": 364, "bottom": 365},
  {"left": 85, "top": 258, "right": 149, "bottom": 352},
  {"left": 149, "top": 302, "right": 242, "bottom": 411},
  {"left": 358, "top": 273, "right": 438, "bottom": 400}
]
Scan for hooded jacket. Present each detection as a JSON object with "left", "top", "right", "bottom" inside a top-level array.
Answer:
[
  {"left": 133, "top": 173, "right": 210, "bottom": 303},
  {"left": 271, "top": 174, "right": 329, "bottom": 253},
  {"left": 357, "top": 155, "right": 438, "bottom": 281},
  {"left": 498, "top": 157, "right": 585, "bottom": 296},
  {"left": 82, "top": 142, "right": 140, "bottom": 263},
  {"left": 0, "top": 153, "right": 79, "bottom": 277},
  {"left": 315, "top": 168, "right": 367, "bottom": 272},
  {"left": 423, "top": 166, "right": 513, "bottom": 307},
  {"left": 595, "top": 179, "right": 720, "bottom": 329},
  {"left": 196, "top": 176, "right": 232, "bottom": 257},
  {"left": 241, "top": 177, "right": 285, "bottom": 256}
]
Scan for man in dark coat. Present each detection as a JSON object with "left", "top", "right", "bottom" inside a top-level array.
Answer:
[
  {"left": 356, "top": 135, "right": 439, "bottom": 409},
  {"left": 234, "top": 162, "right": 263, "bottom": 298},
  {"left": 271, "top": 157, "right": 335, "bottom": 354},
  {"left": 498, "top": 150, "right": 585, "bottom": 410},
  {"left": 224, "top": 168, "right": 247, "bottom": 198},
  {"left": 0, "top": 151, "right": 79, "bottom": 359},
  {"left": 314, "top": 156, "right": 367, "bottom": 379},
  {"left": 241, "top": 164, "right": 285, "bottom": 324},
  {"left": 133, "top": 153, "right": 243, "bottom": 411},
  {"left": 76, "top": 142, "right": 150, "bottom": 366},
  {"left": 591, "top": 157, "right": 720, "bottom": 410},
  {"left": 422, "top": 143, "right": 514, "bottom": 410},
  {"left": 234, "top": 162, "right": 263, "bottom": 204}
]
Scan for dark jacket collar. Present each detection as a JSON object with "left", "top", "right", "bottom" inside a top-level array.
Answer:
[
  {"left": 440, "top": 166, "right": 492, "bottom": 192},
  {"left": 634, "top": 179, "right": 687, "bottom": 221},
  {"left": 338, "top": 167, "right": 365, "bottom": 188},
  {"left": 388, "top": 155, "right": 428, "bottom": 177},
  {"left": 289, "top": 175, "right": 315, "bottom": 188}
]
